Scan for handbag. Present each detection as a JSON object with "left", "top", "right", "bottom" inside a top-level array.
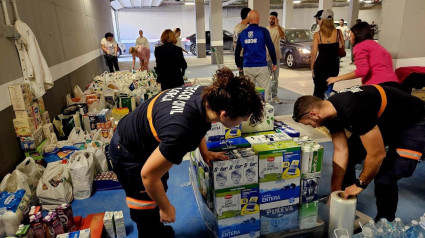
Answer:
[{"left": 337, "top": 30, "right": 346, "bottom": 58}]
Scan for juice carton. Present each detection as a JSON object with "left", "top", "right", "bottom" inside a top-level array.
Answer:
[
  {"left": 44, "top": 211, "right": 65, "bottom": 237},
  {"left": 113, "top": 211, "right": 126, "bottom": 238},
  {"left": 30, "top": 212, "right": 45, "bottom": 238},
  {"left": 55, "top": 204, "right": 75, "bottom": 232},
  {"left": 103, "top": 211, "right": 115, "bottom": 238}
]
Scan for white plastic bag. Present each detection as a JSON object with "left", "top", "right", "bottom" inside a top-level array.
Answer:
[
  {"left": 36, "top": 161, "right": 73, "bottom": 209},
  {"left": 69, "top": 151, "right": 95, "bottom": 200},
  {"left": 85, "top": 146, "right": 108, "bottom": 174},
  {"left": 0, "top": 170, "right": 31, "bottom": 195},
  {"left": 16, "top": 157, "right": 44, "bottom": 197},
  {"left": 73, "top": 85, "right": 86, "bottom": 102},
  {"left": 68, "top": 127, "right": 87, "bottom": 144}
]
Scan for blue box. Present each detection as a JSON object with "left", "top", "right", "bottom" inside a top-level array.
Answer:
[
  {"left": 217, "top": 213, "right": 260, "bottom": 238},
  {"left": 260, "top": 205, "right": 299, "bottom": 235},
  {"left": 207, "top": 138, "right": 251, "bottom": 152},
  {"left": 259, "top": 178, "right": 300, "bottom": 205}
]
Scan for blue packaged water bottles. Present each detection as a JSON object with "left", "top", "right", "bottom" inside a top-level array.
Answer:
[{"left": 405, "top": 216, "right": 425, "bottom": 238}]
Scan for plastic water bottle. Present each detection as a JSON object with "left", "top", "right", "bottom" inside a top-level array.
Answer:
[
  {"left": 405, "top": 216, "right": 425, "bottom": 238},
  {"left": 410, "top": 220, "right": 419, "bottom": 228},
  {"left": 2, "top": 211, "right": 20, "bottom": 236},
  {"left": 392, "top": 217, "right": 405, "bottom": 238},
  {"left": 375, "top": 228, "right": 386, "bottom": 238},
  {"left": 364, "top": 220, "right": 378, "bottom": 236}
]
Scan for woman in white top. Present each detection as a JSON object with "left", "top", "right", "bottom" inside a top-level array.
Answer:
[
  {"left": 173, "top": 28, "right": 189, "bottom": 54},
  {"left": 136, "top": 30, "right": 150, "bottom": 49}
]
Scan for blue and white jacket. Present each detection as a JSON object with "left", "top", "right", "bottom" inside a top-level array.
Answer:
[{"left": 235, "top": 24, "right": 277, "bottom": 68}]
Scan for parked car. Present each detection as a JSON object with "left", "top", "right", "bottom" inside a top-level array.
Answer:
[
  {"left": 280, "top": 29, "right": 313, "bottom": 69},
  {"left": 117, "top": 42, "right": 126, "bottom": 56},
  {"left": 184, "top": 30, "right": 234, "bottom": 55}
]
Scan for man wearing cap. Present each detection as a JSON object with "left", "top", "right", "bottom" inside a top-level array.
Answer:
[
  {"left": 292, "top": 85, "right": 425, "bottom": 221},
  {"left": 266, "top": 11, "right": 285, "bottom": 104},
  {"left": 312, "top": 10, "right": 323, "bottom": 33}
]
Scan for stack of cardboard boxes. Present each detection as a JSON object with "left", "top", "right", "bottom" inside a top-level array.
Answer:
[{"left": 9, "top": 84, "right": 52, "bottom": 161}]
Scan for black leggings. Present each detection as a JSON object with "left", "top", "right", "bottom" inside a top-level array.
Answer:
[
  {"left": 313, "top": 74, "right": 328, "bottom": 99},
  {"left": 105, "top": 55, "right": 120, "bottom": 72}
]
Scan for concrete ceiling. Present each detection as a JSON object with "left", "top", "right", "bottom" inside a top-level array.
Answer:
[{"left": 110, "top": 0, "right": 382, "bottom": 10}]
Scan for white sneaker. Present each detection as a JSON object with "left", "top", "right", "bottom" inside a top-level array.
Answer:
[{"left": 272, "top": 97, "right": 283, "bottom": 104}]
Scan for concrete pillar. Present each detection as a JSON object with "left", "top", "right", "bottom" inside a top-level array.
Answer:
[
  {"left": 282, "top": 0, "right": 293, "bottom": 29},
  {"left": 209, "top": 0, "right": 223, "bottom": 64},
  {"left": 248, "top": 0, "right": 270, "bottom": 28},
  {"left": 319, "top": 0, "right": 332, "bottom": 11},
  {"left": 347, "top": 0, "right": 360, "bottom": 27},
  {"left": 380, "top": 0, "right": 425, "bottom": 68},
  {"left": 195, "top": 0, "right": 206, "bottom": 58}
]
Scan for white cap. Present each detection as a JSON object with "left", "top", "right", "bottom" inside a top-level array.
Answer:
[
  {"left": 395, "top": 217, "right": 401, "bottom": 222},
  {"left": 369, "top": 220, "right": 375, "bottom": 225},
  {"left": 412, "top": 220, "right": 418, "bottom": 225},
  {"left": 321, "top": 9, "right": 334, "bottom": 20}
]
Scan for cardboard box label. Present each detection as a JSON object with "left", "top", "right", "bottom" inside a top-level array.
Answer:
[
  {"left": 259, "top": 178, "right": 300, "bottom": 205},
  {"left": 260, "top": 205, "right": 299, "bottom": 235},
  {"left": 217, "top": 214, "right": 260, "bottom": 238}
]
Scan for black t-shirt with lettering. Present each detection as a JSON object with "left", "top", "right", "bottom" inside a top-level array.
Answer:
[
  {"left": 325, "top": 85, "right": 425, "bottom": 145},
  {"left": 117, "top": 85, "right": 211, "bottom": 164}
]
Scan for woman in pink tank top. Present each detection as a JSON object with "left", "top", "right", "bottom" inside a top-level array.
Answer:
[{"left": 327, "top": 22, "right": 399, "bottom": 88}]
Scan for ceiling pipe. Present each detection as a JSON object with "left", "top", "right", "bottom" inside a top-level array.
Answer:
[
  {"left": 222, "top": 0, "right": 241, "bottom": 7},
  {"left": 11, "top": 0, "right": 20, "bottom": 21}
]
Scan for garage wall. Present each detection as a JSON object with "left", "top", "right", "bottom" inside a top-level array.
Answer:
[
  {"left": 117, "top": 5, "right": 381, "bottom": 43},
  {"left": 0, "top": 0, "right": 113, "bottom": 179}
]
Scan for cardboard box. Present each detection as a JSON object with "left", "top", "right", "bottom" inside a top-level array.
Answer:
[
  {"left": 8, "top": 84, "right": 31, "bottom": 97},
  {"left": 206, "top": 122, "right": 242, "bottom": 142},
  {"left": 214, "top": 184, "right": 259, "bottom": 219},
  {"left": 301, "top": 177, "right": 320, "bottom": 204},
  {"left": 212, "top": 150, "right": 258, "bottom": 189},
  {"left": 13, "top": 116, "right": 36, "bottom": 137},
  {"left": 113, "top": 211, "right": 126, "bottom": 238},
  {"left": 10, "top": 91, "right": 33, "bottom": 111},
  {"left": 259, "top": 178, "right": 300, "bottom": 206},
  {"left": 260, "top": 205, "right": 299, "bottom": 235},
  {"left": 217, "top": 213, "right": 260, "bottom": 238},
  {"left": 242, "top": 103, "right": 274, "bottom": 133},
  {"left": 35, "top": 97, "right": 46, "bottom": 115},
  {"left": 299, "top": 201, "right": 319, "bottom": 230},
  {"left": 207, "top": 138, "right": 251, "bottom": 152},
  {"left": 31, "top": 102, "right": 42, "bottom": 128},
  {"left": 43, "top": 123, "right": 54, "bottom": 138},
  {"left": 20, "top": 127, "right": 43, "bottom": 151},
  {"left": 252, "top": 141, "right": 301, "bottom": 183},
  {"left": 56, "top": 229, "right": 91, "bottom": 238},
  {"left": 15, "top": 108, "right": 33, "bottom": 119},
  {"left": 255, "top": 87, "right": 265, "bottom": 101},
  {"left": 42, "top": 111, "right": 50, "bottom": 124}
]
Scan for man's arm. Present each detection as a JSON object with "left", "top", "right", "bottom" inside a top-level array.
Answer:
[
  {"left": 276, "top": 18, "right": 285, "bottom": 39},
  {"left": 141, "top": 147, "right": 175, "bottom": 223},
  {"left": 330, "top": 131, "right": 349, "bottom": 192},
  {"left": 101, "top": 44, "right": 108, "bottom": 54},
  {"left": 198, "top": 137, "right": 228, "bottom": 166},
  {"left": 234, "top": 36, "right": 243, "bottom": 70},
  {"left": 343, "top": 126, "right": 386, "bottom": 197},
  {"left": 264, "top": 29, "right": 277, "bottom": 66}
]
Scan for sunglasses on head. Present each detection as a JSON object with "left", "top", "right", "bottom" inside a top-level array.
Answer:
[{"left": 292, "top": 111, "right": 310, "bottom": 123}]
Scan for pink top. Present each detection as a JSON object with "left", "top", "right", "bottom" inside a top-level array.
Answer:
[{"left": 353, "top": 40, "right": 399, "bottom": 85}]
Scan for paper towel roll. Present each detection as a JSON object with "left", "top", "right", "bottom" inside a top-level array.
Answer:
[{"left": 328, "top": 191, "right": 357, "bottom": 238}]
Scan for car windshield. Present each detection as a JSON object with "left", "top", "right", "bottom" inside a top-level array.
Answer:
[{"left": 285, "top": 30, "right": 313, "bottom": 43}]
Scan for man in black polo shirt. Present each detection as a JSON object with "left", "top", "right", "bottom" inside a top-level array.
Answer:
[
  {"left": 109, "top": 68, "right": 264, "bottom": 237},
  {"left": 292, "top": 85, "right": 425, "bottom": 221}
]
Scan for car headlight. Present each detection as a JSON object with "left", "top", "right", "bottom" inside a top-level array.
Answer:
[{"left": 298, "top": 48, "right": 311, "bottom": 54}]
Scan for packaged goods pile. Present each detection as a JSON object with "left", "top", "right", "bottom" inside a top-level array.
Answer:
[
  {"left": 0, "top": 70, "right": 155, "bottom": 237},
  {"left": 190, "top": 100, "right": 325, "bottom": 238}
]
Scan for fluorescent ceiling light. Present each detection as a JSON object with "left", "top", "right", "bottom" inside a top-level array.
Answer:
[
  {"left": 293, "top": 0, "right": 301, "bottom": 3},
  {"left": 363, "top": 0, "right": 373, "bottom": 3},
  {"left": 185, "top": 2, "right": 194, "bottom": 5}
]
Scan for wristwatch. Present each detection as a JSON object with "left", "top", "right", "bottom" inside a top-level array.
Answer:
[{"left": 355, "top": 178, "right": 368, "bottom": 189}]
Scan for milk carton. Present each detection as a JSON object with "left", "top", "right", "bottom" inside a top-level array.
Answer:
[
  {"left": 207, "top": 138, "right": 251, "bottom": 152},
  {"left": 260, "top": 205, "right": 298, "bottom": 235},
  {"left": 252, "top": 141, "right": 301, "bottom": 183},
  {"left": 113, "top": 211, "right": 126, "bottom": 238},
  {"left": 43, "top": 211, "right": 65, "bottom": 237},
  {"left": 56, "top": 229, "right": 91, "bottom": 238},
  {"left": 214, "top": 184, "right": 259, "bottom": 219},
  {"left": 212, "top": 150, "right": 258, "bottom": 189},
  {"left": 30, "top": 212, "right": 45, "bottom": 238},
  {"left": 8, "top": 84, "right": 33, "bottom": 111},
  {"left": 245, "top": 133, "right": 292, "bottom": 145},
  {"left": 241, "top": 103, "right": 274, "bottom": 133},
  {"left": 301, "top": 177, "right": 320, "bottom": 204},
  {"left": 206, "top": 123, "right": 242, "bottom": 142},
  {"left": 103, "top": 211, "right": 115, "bottom": 238},
  {"left": 259, "top": 178, "right": 300, "bottom": 206},
  {"left": 55, "top": 204, "right": 75, "bottom": 232},
  {"left": 300, "top": 143, "right": 323, "bottom": 179},
  {"left": 217, "top": 213, "right": 260, "bottom": 238},
  {"left": 299, "top": 201, "right": 319, "bottom": 229}
]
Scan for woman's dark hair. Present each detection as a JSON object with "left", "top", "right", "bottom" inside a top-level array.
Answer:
[
  {"left": 105, "top": 32, "right": 114, "bottom": 38},
  {"left": 202, "top": 67, "right": 264, "bottom": 125},
  {"left": 350, "top": 21, "right": 373, "bottom": 47}
]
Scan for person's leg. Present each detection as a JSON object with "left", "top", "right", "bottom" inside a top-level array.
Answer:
[
  {"left": 312, "top": 74, "right": 327, "bottom": 99},
  {"left": 256, "top": 66, "right": 272, "bottom": 103},
  {"left": 106, "top": 57, "right": 114, "bottom": 73},
  {"left": 375, "top": 119, "right": 425, "bottom": 221},
  {"left": 113, "top": 56, "right": 120, "bottom": 71},
  {"left": 267, "top": 61, "right": 280, "bottom": 102},
  {"left": 243, "top": 67, "right": 256, "bottom": 85}
]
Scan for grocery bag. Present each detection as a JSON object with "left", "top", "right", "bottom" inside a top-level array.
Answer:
[
  {"left": 0, "top": 170, "right": 33, "bottom": 206},
  {"left": 36, "top": 161, "right": 73, "bottom": 208},
  {"left": 69, "top": 151, "right": 95, "bottom": 200},
  {"left": 16, "top": 157, "right": 44, "bottom": 198}
]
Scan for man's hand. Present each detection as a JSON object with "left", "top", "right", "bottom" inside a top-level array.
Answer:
[
  {"left": 276, "top": 17, "right": 279, "bottom": 25},
  {"left": 159, "top": 204, "right": 176, "bottom": 224},
  {"left": 202, "top": 151, "right": 228, "bottom": 166},
  {"left": 343, "top": 184, "right": 364, "bottom": 198},
  {"left": 272, "top": 65, "right": 277, "bottom": 71}
]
